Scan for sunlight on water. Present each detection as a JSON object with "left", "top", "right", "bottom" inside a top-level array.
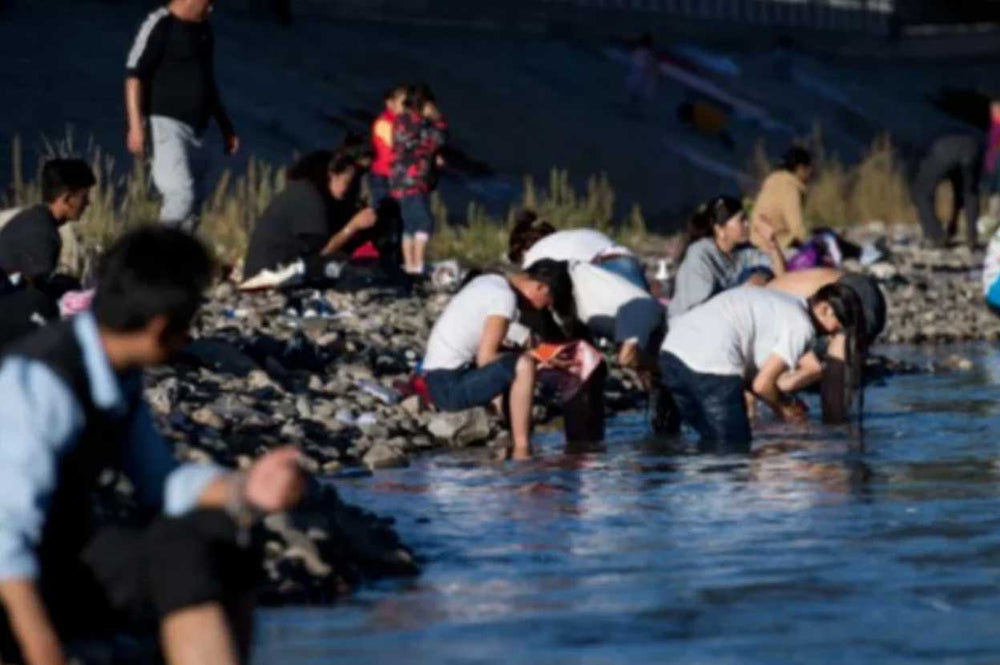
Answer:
[{"left": 255, "top": 344, "right": 1000, "bottom": 665}]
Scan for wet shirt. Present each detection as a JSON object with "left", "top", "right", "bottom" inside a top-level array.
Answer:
[
  {"left": 662, "top": 286, "right": 815, "bottom": 379},
  {"left": 126, "top": 8, "right": 231, "bottom": 134},
  {"left": 668, "top": 238, "right": 771, "bottom": 318},
  {"left": 423, "top": 275, "right": 518, "bottom": 371},
  {"left": 569, "top": 262, "right": 658, "bottom": 343},
  {"left": 522, "top": 229, "right": 631, "bottom": 268},
  {"left": 390, "top": 110, "right": 448, "bottom": 198},
  {"left": 0, "top": 205, "right": 62, "bottom": 282}
]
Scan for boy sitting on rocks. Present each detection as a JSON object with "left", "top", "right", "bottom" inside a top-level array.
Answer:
[{"left": 0, "top": 227, "right": 305, "bottom": 665}]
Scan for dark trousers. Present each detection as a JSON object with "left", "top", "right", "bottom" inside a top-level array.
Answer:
[
  {"left": 0, "top": 510, "right": 257, "bottom": 664},
  {"left": 914, "top": 166, "right": 980, "bottom": 247},
  {"left": 659, "top": 352, "right": 751, "bottom": 452}
]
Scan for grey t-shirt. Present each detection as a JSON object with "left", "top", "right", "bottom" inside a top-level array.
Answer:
[{"left": 668, "top": 238, "right": 771, "bottom": 319}]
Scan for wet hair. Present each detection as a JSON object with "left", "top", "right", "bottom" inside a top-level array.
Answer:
[
  {"left": 809, "top": 282, "right": 867, "bottom": 424},
  {"left": 93, "top": 226, "right": 214, "bottom": 334},
  {"left": 507, "top": 210, "right": 557, "bottom": 264},
  {"left": 678, "top": 195, "right": 743, "bottom": 262},
  {"left": 523, "top": 258, "right": 574, "bottom": 318},
  {"left": 404, "top": 83, "right": 436, "bottom": 111},
  {"left": 780, "top": 146, "right": 813, "bottom": 173},
  {"left": 41, "top": 158, "right": 96, "bottom": 203}
]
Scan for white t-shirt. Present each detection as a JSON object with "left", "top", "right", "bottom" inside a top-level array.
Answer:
[
  {"left": 423, "top": 275, "right": 518, "bottom": 371},
  {"left": 570, "top": 262, "right": 651, "bottom": 339},
  {"left": 662, "top": 286, "right": 815, "bottom": 378},
  {"left": 522, "top": 229, "right": 631, "bottom": 267}
]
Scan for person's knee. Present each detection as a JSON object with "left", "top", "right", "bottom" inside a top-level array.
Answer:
[{"left": 159, "top": 186, "right": 198, "bottom": 224}]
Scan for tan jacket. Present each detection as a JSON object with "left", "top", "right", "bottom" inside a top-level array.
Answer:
[{"left": 751, "top": 171, "right": 807, "bottom": 249}]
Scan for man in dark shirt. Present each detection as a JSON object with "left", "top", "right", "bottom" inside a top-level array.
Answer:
[
  {"left": 243, "top": 151, "right": 378, "bottom": 282},
  {"left": 0, "top": 159, "right": 94, "bottom": 284},
  {"left": 125, "top": 0, "right": 239, "bottom": 232},
  {"left": 913, "top": 134, "right": 983, "bottom": 248}
]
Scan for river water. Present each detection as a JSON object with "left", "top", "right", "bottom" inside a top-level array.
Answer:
[{"left": 254, "top": 344, "right": 1000, "bottom": 664}]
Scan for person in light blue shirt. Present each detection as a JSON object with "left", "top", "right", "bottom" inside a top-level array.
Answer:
[{"left": 0, "top": 227, "right": 305, "bottom": 665}]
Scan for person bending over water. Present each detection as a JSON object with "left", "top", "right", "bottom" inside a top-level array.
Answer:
[
  {"left": 768, "top": 268, "right": 885, "bottom": 423},
  {"left": 658, "top": 284, "right": 862, "bottom": 449},
  {"left": 421, "top": 261, "right": 572, "bottom": 460},
  {"left": 508, "top": 211, "right": 649, "bottom": 290},
  {"left": 669, "top": 196, "right": 785, "bottom": 318}
]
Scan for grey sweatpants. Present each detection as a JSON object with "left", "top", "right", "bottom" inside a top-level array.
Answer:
[{"left": 150, "top": 115, "right": 209, "bottom": 232}]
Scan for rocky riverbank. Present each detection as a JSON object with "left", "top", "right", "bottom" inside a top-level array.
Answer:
[{"left": 143, "top": 230, "right": 993, "bottom": 602}]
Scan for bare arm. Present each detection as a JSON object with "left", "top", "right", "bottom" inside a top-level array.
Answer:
[
  {"left": 783, "top": 182, "right": 807, "bottom": 245},
  {"left": 476, "top": 315, "right": 511, "bottom": 368},
  {"left": 0, "top": 580, "right": 65, "bottom": 665},
  {"left": 125, "top": 77, "right": 146, "bottom": 157},
  {"left": 752, "top": 353, "right": 806, "bottom": 422},
  {"left": 373, "top": 118, "right": 393, "bottom": 148},
  {"left": 777, "top": 350, "right": 824, "bottom": 394},
  {"left": 319, "top": 207, "right": 376, "bottom": 257}
]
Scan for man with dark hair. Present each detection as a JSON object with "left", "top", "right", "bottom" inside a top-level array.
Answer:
[
  {"left": 0, "top": 159, "right": 95, "bottom": 284},
  {"left": 0, "top": 227, "right": 305, "bottom": 665},
  {"left": 125, "top": 0, "right": 239, "bottom": 232}
]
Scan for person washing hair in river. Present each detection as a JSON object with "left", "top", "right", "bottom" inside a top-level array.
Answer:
[
  {"left": 768, "top": 268, "right": 885, "bottom": 424},
  {"left": 658, "top": 283, "right": 863, "bottom": 449},
  {"left": 0, "top": 227, "right": 305, "bottom": 665},
  {"left": 508, "top": 211, "right": 648, "bottom": 290},
  {"left": 391, "top": 83, "right": 448, "bottom": 277},
  {"left": 241, "top": 148, "right": 402, "bottom": 290},
  {"left": 421, "top": 260, "right": 572, "bottom": 460},
  {"left": 669, "top": 196, "right": 785, "bottom": 319}
]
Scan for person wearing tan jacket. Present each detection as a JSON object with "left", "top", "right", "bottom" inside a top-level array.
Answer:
[{"left": 751, "top": 146, "right": 813, "bottom": 250}]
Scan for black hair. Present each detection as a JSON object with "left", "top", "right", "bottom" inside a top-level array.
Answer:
[
  {"left": 678, "top": 195, "right": 743, "bottom": 263},
  {"left": 404, "top": 83, "right": 436, "bottom": 111},
  {"left": 507, "top": 210, "right": 557, "bottom": 264},
  {"left": 523, "top": 258, "right": 574, "bottom": 319},
  {"left": 41, "top": 158, "right": 96, "bottom": 203},
  {"left": 780, "top": 145, "right": 813, "bottom": 173},
  {"left": 384, "top": 83, "right": 408, "bottom": 102},
  {"left": 337, "top": 131, "right": 374, "bottom": 166},
  {"left": 809, "top": 282, "right": 867, "bottom": 426},
  {"left": 92, "top": 226, "right": 214, "bottom": 334},
  {"left": 286, "top": 149, "right": 357, "bottom": 194}
]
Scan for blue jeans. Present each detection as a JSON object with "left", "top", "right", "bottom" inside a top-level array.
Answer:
[
  {"left": 369, "top": 175, "right": 391, "bottom": 205},
  {"left": 659, "top": 351, "right": 751, "bottom": 451},
  {"left": 596, "top": 255, "right": 649, "bottom": 291},
  {"left": 399, "top": 193, "right": 435, "bottom": 237},
  {"left": 425, "top": 354, "right": 519, "bottom": 411}
]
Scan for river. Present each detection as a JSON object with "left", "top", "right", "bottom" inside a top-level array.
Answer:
[{"left": 255, "top": 344, "right": 1000, "bottom": 664}]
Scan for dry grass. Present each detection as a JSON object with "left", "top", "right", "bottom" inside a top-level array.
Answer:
[
  {"left": 747, "top": 133, "right": 917, "bottom": 229},
  {"left": 2, "top": 133, "right": 656, "bottom": 274}
]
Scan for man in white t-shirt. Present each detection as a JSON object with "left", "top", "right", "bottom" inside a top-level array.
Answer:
[
  {"left": 422, "top": 261, "right": 572, "bottom": 460},
  {"left": 658, "top": 284, "right": 862, "bottom": 447}
]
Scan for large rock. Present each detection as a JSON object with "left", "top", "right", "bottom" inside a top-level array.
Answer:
[
  {"left": 426, "top": 408, "right": 492, "bottom": 447},
  {"left": 363, "top": 443, "right": 409, "bottom": 470}
]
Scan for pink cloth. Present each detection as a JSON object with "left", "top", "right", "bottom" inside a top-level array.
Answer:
[{"left": 58, "top": 289, "right": 95, "bottom": 319}]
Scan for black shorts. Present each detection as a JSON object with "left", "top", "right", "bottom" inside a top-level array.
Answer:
[{"left": 0, "top": 510, "right": 257, "bottom": 664}]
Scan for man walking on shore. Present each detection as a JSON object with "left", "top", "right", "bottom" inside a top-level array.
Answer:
[{"left": 125, "top": 0, "right": 239, "bottom": 232}]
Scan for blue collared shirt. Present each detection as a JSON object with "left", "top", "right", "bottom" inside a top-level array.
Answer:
[{"left": 0, "top": 313, "right": 225, "bottom": 580}]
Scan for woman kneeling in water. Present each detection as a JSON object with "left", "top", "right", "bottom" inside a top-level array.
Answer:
[
  {"left": 658, "top": 283, "right": 863, "bottom": 449},
  {"left": 421, "top": 260, "right": 571, "bottom": 459}
]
